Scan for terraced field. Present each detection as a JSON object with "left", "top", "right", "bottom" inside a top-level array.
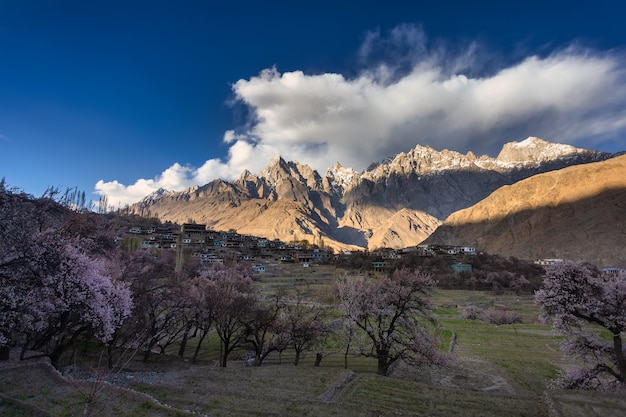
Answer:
[{"left": 2, "top": 287, "right": 625, "bottom": 416}]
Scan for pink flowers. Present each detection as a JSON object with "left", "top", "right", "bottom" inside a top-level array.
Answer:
[
  {"left": 536, "top": 261, "right": 626, "bottom": 389},
  {"left": 336, "top": 268, "right": 447, "bottom": 375},
  {"left": 0, "top": 185, "right": 132, "bottom": 365}
]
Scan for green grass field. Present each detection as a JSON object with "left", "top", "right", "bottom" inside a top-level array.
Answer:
[{"left": 2, "top": 282, "right": 623, "bottom": 417}]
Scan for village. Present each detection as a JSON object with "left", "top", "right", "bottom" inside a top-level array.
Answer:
[
  {"left": 122, "top": 222, "right": 485, "bottom": 272},
  {"left": 123, "top": 222, "right": 625, "bottom": 278}
]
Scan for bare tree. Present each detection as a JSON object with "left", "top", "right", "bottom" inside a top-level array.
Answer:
[
  {"left": 243, "top": 293, "right": 286, "bottom": 366},
  {"left": 281, "top": 293, "right": 329, "bottom": 366},
  {"left": 133, "top": 284, "right": 188, "bottom": 362}
]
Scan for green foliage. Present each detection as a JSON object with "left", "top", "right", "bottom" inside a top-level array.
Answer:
[{"left": 121, "top": 237, "right": 140, "bottom": 251}]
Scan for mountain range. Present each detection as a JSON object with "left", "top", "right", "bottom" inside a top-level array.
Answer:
[{"left": 130, "top": 137, "right": 621, "bottom": 263}]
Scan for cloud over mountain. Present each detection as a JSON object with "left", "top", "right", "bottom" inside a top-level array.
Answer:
[{"left": 95, "top": 25, "right": 626, "bottom": 207}]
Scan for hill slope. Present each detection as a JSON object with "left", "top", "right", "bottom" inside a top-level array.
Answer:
[{"left": 425, "top": 154, "right": 626, "bottom": 267}]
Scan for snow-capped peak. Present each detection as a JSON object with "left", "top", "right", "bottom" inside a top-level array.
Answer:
[
  {"left": 496, "top": 136, "right": 581, "bottom": 164},
  {"left": 326, "top": 162, "right": 358, "bottom": 191},
  {"left": 139, "top": 187, "right": 174, "bottom": 205}
]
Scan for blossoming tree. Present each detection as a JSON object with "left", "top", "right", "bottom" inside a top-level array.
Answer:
[
  {"left": 0, "top": 184, "right": 132, "bottom": 366},
  {"left": 535, "top": 261, "right": 626, "bottom": 389},
  {"left": 336, "top": 268, "right": 447, "bottom": 375}
]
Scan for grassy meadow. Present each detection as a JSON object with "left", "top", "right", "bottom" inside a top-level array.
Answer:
[{"left": 2, "top": 264, "right": 623, "bottom": 416}]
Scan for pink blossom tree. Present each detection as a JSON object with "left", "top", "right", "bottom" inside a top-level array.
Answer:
[
  {"left": 1, "top": 185, "right": 132, "bottom": 366},
  {"left": 209, "top": 263, "right": 256, "bottom": 367},
  {"left": 107, "top": 249, "right": 192, "bottom": 363},
  {"left": 184, "top": 273, "right": 218, "bottom": 363},
  {"left": 336, "top": 268, "right": 448, "bottom": 376},
  {"left": 483, "top": 308, "right": 522, "bottom": 325},
  {"left": 1, "top": 233, "right": 132, "bottom": 366},
  {"left": 535, "top": 261, "right": 626, "bottom": 390}
]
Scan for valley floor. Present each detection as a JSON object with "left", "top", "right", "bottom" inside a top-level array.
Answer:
[
  {"left": 2, "top": 350, "right": 625, "bottom": 417},
  {"left": 3, "top": 289, "right": 626, "bottom": 417}
]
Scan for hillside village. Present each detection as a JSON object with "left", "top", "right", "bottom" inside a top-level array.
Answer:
[
  {"left": 121, "top": 221, "right": 484, "bottom": 271},
  {"left": 120, "top": 221, "right": 625, "bottom": 279}
]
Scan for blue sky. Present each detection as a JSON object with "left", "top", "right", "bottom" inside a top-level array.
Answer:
[{"left": 1, "top": 1, "right": 625, "bottom": 207}]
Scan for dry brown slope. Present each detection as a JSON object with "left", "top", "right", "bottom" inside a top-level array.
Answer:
[
  {"left": 142, "top": 192, "right": 440, "bottom": 251},
  {"left": 426, "top": 154, "right": 626, "bottom": 267},
  {"left": 141, "top": 193, "right": 364, "bottom": 251}
]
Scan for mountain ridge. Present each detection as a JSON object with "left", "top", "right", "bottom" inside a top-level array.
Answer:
[{"left": 131, "top": 137, "right": 614, "bottom": 251}]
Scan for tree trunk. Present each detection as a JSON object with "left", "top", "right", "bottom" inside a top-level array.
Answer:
[
  {"left": 107, "top": 344, "right": 114, "bottom": 370},
  {"left": 192, "top": 329, "right": 209, "bottom": 364},
  {"left": 294, "top": 350, "right": 301, "bottom": 366},
  {"left": 344, "top": 326, "right": 353, "bottom": 370},
  {"left": 178, "top": 325, "right": 191, "bottom": 358},
  {"left": 377, "top": 352, "right": 390, "bottom": 376},
  {"left": 314, "top": 352, "right": 323, "bottom": 367},
  {"left": 0, "top": 346, "right": 9, "bottom": 361},
  {"left": 49, "top": 348, "right": 63, "bottom": 369},
  {"left": 613, "top": 333, "right": 626, "bottom": 383},
  {"left": 220, "top": 339, "right": 229, "bottom": 367},
  {"left": 20, "top": 344, "right": 27, "bottom": 361}
]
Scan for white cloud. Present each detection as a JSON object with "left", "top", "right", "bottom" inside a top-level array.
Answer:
[{"left": 95, "top": 25, "right": 626, "bottom": 206}]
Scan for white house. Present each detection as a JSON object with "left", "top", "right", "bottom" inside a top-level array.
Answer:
[{"left": 534, "top": 258, "right": 564, "bottom": 266}]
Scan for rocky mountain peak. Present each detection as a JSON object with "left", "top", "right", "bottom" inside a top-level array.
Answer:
[
  {"left": 140, "top": 187, "right": 174, "bottom": 204},
  {"left": 363, "top": 144, "right": 475, "bottom": 180},
  {"left": 238, "top": 169, "right": 255, "bottom": 181},
  {"left": 292, "top": 162, "right": 323, "bottom": 190},
  {"left": 259, "top": 155, "right": 323, "bottom": 189},
  {"left": 496, "top": 136, "right": 580, "bottom": 164},
  {"left": 325, "top": 162, "right": 358, "bottom": 193},
  {"left": 260, "top": 155, "right": 290, "bottom": 184}
]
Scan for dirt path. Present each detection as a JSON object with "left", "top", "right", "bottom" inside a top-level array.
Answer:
[{"left": 318, "top": 370, "right": 356, "bottom": 402}]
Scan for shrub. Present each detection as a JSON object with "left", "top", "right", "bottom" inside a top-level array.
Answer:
[
  {"left": 461, "top": 305, "right": 482, "bottom": 320},
  {"left": 483, "top": 308, "right": 522, "bottom": 325}
]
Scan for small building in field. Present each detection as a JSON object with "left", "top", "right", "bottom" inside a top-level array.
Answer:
[
  {"left": 450, "top": 263, "right": 473, "bottom": 273},
  {"left": 601, "top": 267, "right": 626, "bottom": 277},
  {"left": 372, "top": 261, "right": 390, "bottom": 271}
]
